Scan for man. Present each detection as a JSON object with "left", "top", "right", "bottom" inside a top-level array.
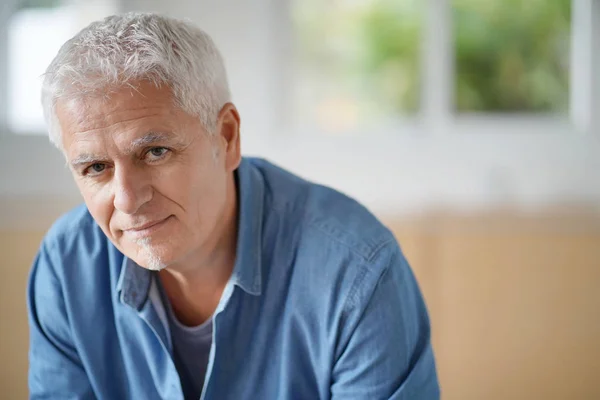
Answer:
[{"left": 28, "top": 12, "right": 439, "bottom": 400}]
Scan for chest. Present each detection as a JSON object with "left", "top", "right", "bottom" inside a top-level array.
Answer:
[{"left": 86, "top": 286, "right": 334, "bottom": 400}]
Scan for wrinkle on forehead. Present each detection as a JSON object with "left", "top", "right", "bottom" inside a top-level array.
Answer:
[{"left": 58, "top": 92, "right": 175, "bottom": 134}]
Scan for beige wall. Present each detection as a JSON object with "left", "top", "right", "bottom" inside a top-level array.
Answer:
[{"left": 2, "top": 209, "right": 600, "bottom": 399}]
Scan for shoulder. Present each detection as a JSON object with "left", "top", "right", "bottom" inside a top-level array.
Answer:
[
  {"left": 29, "top": 204, "right": 121, "bottom": 329},
  {"left": 44, "top": 204, "right": 99, "bottom": 246},
  {"left": 252, "top": 157, "right": 402, "bottom": 306},
  {"left": 34, "top": 203, "right": 113, "bottom": 283},
  {"left": 298, "top": 185, "right": 401, "bottom": 311},
  {"left": 250, "top": 157, "right": 397, "bottom": 261},
  {"left": 303, "top": 185, "right": 395, "bottom": 262}
]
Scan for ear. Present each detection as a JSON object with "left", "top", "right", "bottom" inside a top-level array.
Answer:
[{"left": 216, "top": 103, "right": 241, "bottom": 172}]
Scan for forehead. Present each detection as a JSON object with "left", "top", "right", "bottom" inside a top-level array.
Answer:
[{"left": 56, "top": 81, "right": 179, "bottom": 137}]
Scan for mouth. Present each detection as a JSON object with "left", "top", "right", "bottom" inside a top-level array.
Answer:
[{"left": 123, "top": 216, "right": 173, "bottom": 239}]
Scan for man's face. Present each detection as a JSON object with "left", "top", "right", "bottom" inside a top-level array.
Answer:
[{"left": 57, "top": 81, "right": 239, "bottom": 270}]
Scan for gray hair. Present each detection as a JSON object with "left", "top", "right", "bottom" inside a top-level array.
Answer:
[{"left": 41, "top": 12, "right": 231, "bottom": 149}]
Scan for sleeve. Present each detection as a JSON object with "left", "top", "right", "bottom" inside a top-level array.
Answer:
[
  {"left": 27, "top": 240, "right": 96, "bottom": 399},
  {"left": 330, "top": 243, "right": 440, "bottom": 400}
]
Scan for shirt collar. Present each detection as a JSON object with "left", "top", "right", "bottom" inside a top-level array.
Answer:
[
  {"left": 117, "top": 157, "right": 264, "bottom": 309},
  {"left": 116, "top": 256, "right": 152, "bottom": 310},
  {"left": 228, "top": 157, "right": 264, "bottom": 296}
]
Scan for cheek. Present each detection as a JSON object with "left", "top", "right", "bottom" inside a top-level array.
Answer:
[
  {"left": 154, "top": 172, "right": 192, "bottom": 210},
  {"left": 77, "top": 181, "right": 114, "bottom": 230},
  {"left": 157, "top": 151, "right": 228, "bottom": 217},
  {"left": 167, "top": 171, "right": 225, "bottom": 219}
]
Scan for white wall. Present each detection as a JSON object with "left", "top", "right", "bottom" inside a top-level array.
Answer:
[{"left": 1, "top": 0, "right": 599, "bottom": 230}]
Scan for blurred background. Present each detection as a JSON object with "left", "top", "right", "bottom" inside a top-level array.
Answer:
[{"left": 1, "top": 0, "right": 599, "bottom": 398}]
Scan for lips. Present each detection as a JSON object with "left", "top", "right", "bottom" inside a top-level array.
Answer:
[
  {"left": 126, "top": 219, "right": 165, "bottom": 232},
  {"left": 122, "top": 216, "right": 172, "bottom": 238}
]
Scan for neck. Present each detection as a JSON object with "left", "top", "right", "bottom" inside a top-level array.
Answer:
[{"left": 159, "top": 173, "right": 238, "bottom": 326}]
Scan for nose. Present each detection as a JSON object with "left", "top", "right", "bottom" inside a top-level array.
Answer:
[{"left": 112, "top": 165, "right": 153, "bottom": 215}]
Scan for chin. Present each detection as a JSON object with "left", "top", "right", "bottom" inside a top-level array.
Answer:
[
  {"left": 128, "top": 238, "right": 182, "bottom": 271},
  {"left": 139, "top": 253, "right": 168, "bottom": 271}
]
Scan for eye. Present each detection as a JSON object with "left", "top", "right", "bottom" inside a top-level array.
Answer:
[
  {"left": 145, "top": 147, "right": 170, "bottom": 161},
  {"left": 84, "top": 163, "right": 107, "bottom": 176}
]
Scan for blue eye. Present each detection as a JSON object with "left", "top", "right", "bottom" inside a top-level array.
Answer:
[
  {"left": 84, "top": 163, "right": 106, "bottom": 176},
  {"left": 146, "top": 147, "right": 170, "bottom": 160}
]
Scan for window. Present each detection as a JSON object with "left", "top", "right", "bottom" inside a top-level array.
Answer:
[
  {"left": 292, "top": 0, "right": 573, "bottom": 136},
  {"left": 453, "top": 0, "right": 571, "bottom": 112},
  {"left": 6, "top": 0, "right": 118, "bottom": 134},
  {"left": 292, "top": 0, "right": 422, "bottom": 134}
]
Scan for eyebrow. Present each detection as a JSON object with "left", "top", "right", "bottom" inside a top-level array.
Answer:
[
  {"left": 69, "top": 131, "right": 183, "bottom": 168},
  {"left": 70, "top": 154, "right": 105, "bottom": 168},
  {"left": 128, "top": 131, "right": 180, "bottom": 151}
]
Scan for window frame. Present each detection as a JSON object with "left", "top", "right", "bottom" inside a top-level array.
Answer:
[
  {"left": 0, "top": 0, "right": 15, "bottom": 132},
  {"left": 285, "top": 0, "right": 594, "bottom": 137}
]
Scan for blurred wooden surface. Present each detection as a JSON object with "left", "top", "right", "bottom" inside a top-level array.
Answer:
[
  {"left": 2, "top": 207, "right": 600, "bottom": 399},
  {"left": 393, "top": 209, "right": 600, "bottom": 400},
  {"left": 1, "top": 231, "right": 44, "bottom": 400}
]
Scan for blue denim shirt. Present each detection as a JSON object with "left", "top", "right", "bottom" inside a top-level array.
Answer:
[{"left": 28, "top": 157, "right": 440, "bottom": 399}]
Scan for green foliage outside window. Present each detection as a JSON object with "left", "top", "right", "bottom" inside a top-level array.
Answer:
[
  {"left": 295, "top": 0, "right": 571, "bottom": 115},
  {"left": 453, "top": 0, "right": 571, "bottom": 112}
]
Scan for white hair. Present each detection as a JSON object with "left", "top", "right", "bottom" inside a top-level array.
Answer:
[
  {"left": 134, "top": 237, "right": 168, "bottom": 271},
  {"left": 41, "top": 12, "right": 231, "bottom": 150}
]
